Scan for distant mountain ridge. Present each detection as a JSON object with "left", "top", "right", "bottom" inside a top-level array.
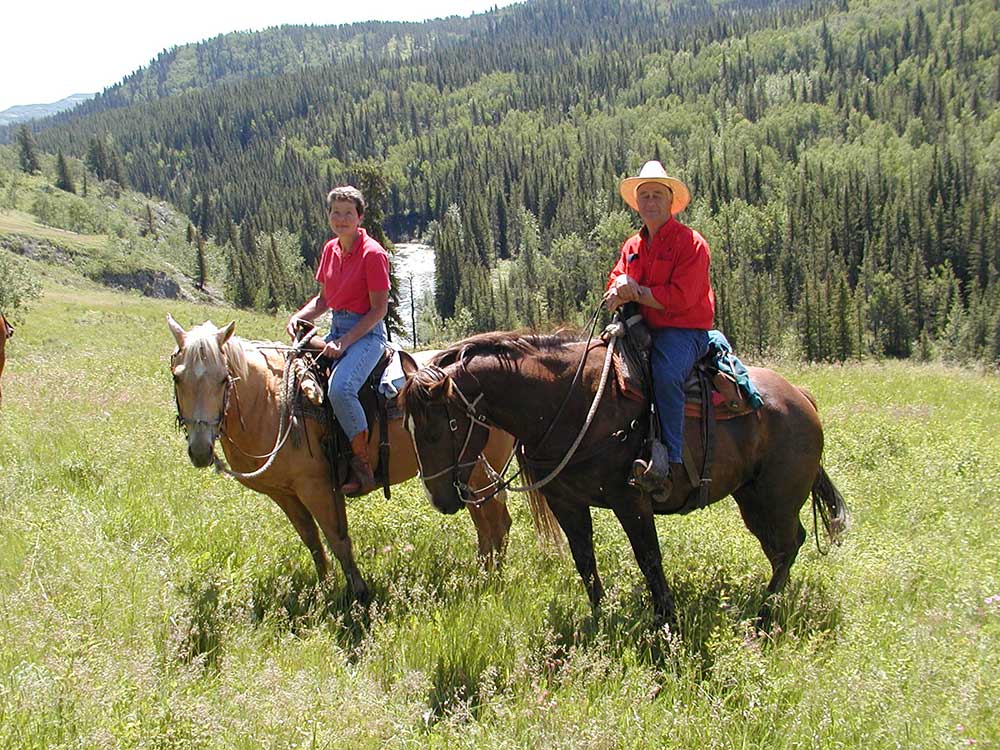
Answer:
[{"left": 0, "top": 94, "right": 94, "bottom": 127}]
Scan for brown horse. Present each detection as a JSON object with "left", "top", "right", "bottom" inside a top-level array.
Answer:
[
  {"left": 0, "top": 312, "right": 12, "bottom": 406},
  {"left": 400, "top": 331, "right": 848, "bottom": 628},
  {"left": 167, "top": 316, "right": 557, "bottom": 601}
]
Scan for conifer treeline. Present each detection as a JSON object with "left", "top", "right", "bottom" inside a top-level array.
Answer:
[{"left": 28, "top": 0, "right": 1000, "bottom": 361}]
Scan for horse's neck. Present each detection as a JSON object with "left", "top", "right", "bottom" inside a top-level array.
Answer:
[
  {"left": 221, "top": 347, "right": 282, "bottom": 454},
  {"left": 471, "top": 342, "right": 625, "bottom": 451},
  {"left": 470, "top": 359, "right": 568, "bottom": 447}
]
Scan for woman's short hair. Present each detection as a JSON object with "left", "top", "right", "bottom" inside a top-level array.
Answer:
[{"left": 327, "top": 185, "right": 366, "bottom": 215}]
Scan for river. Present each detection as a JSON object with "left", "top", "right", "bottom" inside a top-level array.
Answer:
[{"left": 392, "top": 242, "right": 435, "bottom": 347}]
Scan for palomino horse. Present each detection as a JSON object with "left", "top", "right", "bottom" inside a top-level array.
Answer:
[
  {"left": 401, "top": 331, "right": 849, "bottom": 628},
  {"left": 0, "top": 312, "right": 12, "bottom": 406},
  {"left": 167, "top": 317, "right": 558, "bottom": 601}
]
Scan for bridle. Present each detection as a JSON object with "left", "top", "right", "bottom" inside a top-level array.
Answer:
[
  {"left": 171, "top": 341, "right": 301, "bottom": 480},
  {"left": 409, "top": 369, "right": 507, "bottom": 506},
  {"left": 171, "top": 349, "right": 236, "bottom": 442},
  {"left": 411, "top": 314, "right": 621, "bottom": 505}
]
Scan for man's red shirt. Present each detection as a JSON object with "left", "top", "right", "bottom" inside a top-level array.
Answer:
[{"left": 607, "top": 216, "right": 715, "bottom": 330}]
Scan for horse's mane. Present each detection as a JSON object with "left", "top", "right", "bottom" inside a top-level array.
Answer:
[
  {"left": 431, "top": 329, "right": 584, "bottom": 368},
  {"left": 175, "top": 321, "right": 250, "bottom": 381},
  {"left": 403, "top": 329, "right": 585, "bottom": 419}
]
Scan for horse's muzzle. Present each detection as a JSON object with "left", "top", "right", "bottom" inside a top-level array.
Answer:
[
  {"left": 187, "top": 432, "right": 215, "bottom": 468},
  {"left": 428, "top": 486, "right": 463, "bottom": 515}
]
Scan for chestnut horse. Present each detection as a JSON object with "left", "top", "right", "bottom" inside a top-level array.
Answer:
[
  {"left": 0, "top": 312, "right": 12, "bottom": 406},
  {"left": 401, "top": 331, "right": 848, "bottom": 628},
  {"left": 167, "top": 316, "right": 558, "bottom": 601}
]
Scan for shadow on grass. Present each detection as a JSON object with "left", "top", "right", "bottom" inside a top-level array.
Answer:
[
  {"left": 170, "top": 562, "right": 375, "bottom": 669},
  {"left": 536, "top": 568, "right": 845, "bottom": 676},
  {"left": 171, "top": 539, "right": 503, "bottom": 674},
  {"left": 173, "top": 577, "right": 225, "bottom": 669}
]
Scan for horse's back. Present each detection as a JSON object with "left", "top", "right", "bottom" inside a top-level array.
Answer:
[{"left": 746, "top": 365, "right": 824, "bottom": 463}]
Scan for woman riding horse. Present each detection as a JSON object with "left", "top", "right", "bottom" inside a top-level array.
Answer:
[{"left": 286, "top": 185, "right": 389, "bottom": 495}]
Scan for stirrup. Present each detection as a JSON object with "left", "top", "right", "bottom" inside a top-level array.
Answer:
[
  {"left": 342, "top": 456, "right": 376, "bottom": 494},
  {"left": 631, "top": 457, "right": 669, "bottom": 486}
]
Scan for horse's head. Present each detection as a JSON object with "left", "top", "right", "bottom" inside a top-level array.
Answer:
[
  {"left": 400, "top": 364, "right": 492, "bottom": 514},
  {"left": 167, "top": 314, "right": 241, "bottom": 468}
]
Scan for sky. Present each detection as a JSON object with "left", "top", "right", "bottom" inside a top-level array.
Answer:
[{"left": 0, "top": 0, "right": 522, "bottom": 111}]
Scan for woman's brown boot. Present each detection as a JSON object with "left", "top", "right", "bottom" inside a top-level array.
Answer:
[{"left": 342, "top": 430, "right": 376, "bottom": 495}]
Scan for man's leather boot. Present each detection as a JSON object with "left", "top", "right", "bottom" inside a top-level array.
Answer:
[
  {"left": 631, "top": 440, "right": 673, "bottom": 504},
  {"left": 342, "top": 430, "right": 376, "bottom": 495}
]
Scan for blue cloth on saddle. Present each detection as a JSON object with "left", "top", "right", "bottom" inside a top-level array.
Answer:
[{"left": 707, "top": 330, "right": 764, "bottom": 410}]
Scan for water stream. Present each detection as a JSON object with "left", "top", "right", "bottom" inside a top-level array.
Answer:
[{"left": 391, "top": 242, "right": 435, "bottom": 347}]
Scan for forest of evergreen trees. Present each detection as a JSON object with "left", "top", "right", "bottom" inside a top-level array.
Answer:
[{"left": 11, "top": 0, "right": 1000, "bottom": 362}]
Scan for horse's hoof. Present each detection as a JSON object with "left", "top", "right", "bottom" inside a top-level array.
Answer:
[
  {"left": 354, "top": 583, "right": 372, "bottom": 605},
  {"left": 652, "top": 608, "right": 678, "bottom": 634}
]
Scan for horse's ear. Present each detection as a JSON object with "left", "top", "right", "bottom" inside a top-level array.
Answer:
[
  {"left": 166, "top": 314, "right": 186, "bottom": 348},
  {"left": 427, "top": 374, "right": 454, "bottom": 402},
  {"left": 217, "top": 321, "right": 236, "bottom": 347}
]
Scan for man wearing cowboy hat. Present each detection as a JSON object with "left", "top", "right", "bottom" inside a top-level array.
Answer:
[{"left": 605, "top": 160, "right": 715, "bottom": 502}]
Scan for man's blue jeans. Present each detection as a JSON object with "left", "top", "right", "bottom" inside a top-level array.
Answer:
[
  {"left": 325, "top": 310, "right": 387, "bottom": 438},
  {"left": 650, "top": 327, "right": 709, "bottom": 464}
]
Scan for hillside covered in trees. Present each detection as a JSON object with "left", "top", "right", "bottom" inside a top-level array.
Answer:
[{"left": 11, "top": 0, "right": 1000, "bottom": 362}]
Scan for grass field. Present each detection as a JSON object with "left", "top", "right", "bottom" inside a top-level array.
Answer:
[{"left": 1, "top": 283, "right": 998, "bottom": 749}]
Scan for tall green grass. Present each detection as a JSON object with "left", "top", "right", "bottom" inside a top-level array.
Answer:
[{"left": 1, "top": 285, "right": 998, "bottom": 748}]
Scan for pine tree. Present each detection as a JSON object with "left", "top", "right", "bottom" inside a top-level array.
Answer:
[
  {"left": 195, "top": 234, "right": 207, "bottom": 291},
  {"left": 143, "top": 203, "right": 157, "bottom": 238},
  {"left": 832, "top": 272, "right": 854, "bottom": 361},
  {"left": 85, "top": 137, "right": 108, "bottom": 181},
  {"left": 55, "top": 151, "right": 76, "bottom": 193},
  {"left": 16, "top": 126, "right": 40, "bottom": 175}
]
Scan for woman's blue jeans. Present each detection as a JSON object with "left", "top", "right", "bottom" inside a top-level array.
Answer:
[
  {"left": 325, "top": 310, "right": 387, "bottom": 439},
  {"left": 650, "top": 327, "right": 709, "bottom": 464}
]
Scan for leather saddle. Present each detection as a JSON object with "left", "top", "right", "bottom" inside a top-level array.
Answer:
[
  {"left": 609, "top": 308, "right": 754, "bottom": 511},
  {"left": 292, "top": 331, "right": 417, "bottom": 498}
]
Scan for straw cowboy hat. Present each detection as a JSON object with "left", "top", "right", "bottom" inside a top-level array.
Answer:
[{"left": 619, "top": 160, "right": 691, "bottom": 214}]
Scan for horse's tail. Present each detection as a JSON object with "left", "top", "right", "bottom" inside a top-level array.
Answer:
[
  {"left": 515, "top": 455, "right": 565, "bottom": 552},
  {"left": 812, "top": 466, "right": 849, "bottom": 547},
  {"left": 796, "top": 385, "right": 849, "bottom": 547}
]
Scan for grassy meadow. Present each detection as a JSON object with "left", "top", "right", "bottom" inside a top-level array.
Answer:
[{"left": 1, "top": 282, "right": 998, "bottom": 749}]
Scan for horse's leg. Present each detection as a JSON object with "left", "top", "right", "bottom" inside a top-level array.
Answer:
[
  {"left": 466, "top": 498, "right": 512, "bottom": 568},
  {"left": 466, "top": 448, "right": 512, "bottom": 565},
  {"left": 269, "top": 491, "right": 328, "bottom": 580},
  {"left": 733, "top": 483, "right": 808, "bottom": 628},
  {"left": 297, "top": 478, "right": 370, "bottom": 602},
  {"left": 611, "top": 500, "right": 676, "bottom": 627},
  {"left": 547, "top": 498, "right": 604, "bottom": 611},
  {"left": 468, "top": 430, "right": 514, "bottom": 564}
]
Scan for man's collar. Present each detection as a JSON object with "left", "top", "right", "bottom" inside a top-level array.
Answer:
[{"left": 639, "top": 216, "right": 676, "bottom": 241}]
